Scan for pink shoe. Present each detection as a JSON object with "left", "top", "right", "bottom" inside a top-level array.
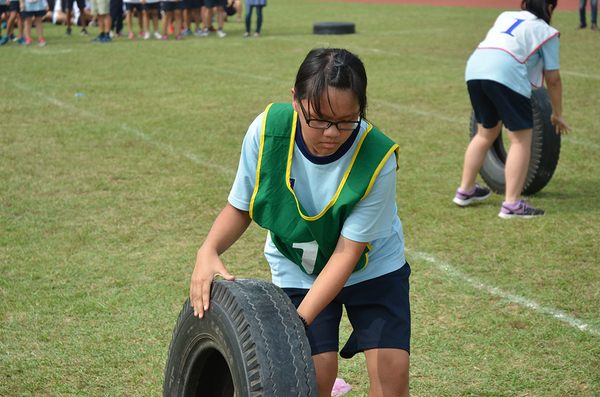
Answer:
[
  {"left": 128, "top": 32, "right": 134, "bottom": 39},
  {"left": 161, "top": 34, "right": 168, "bottom": 40},
  {"left": 138, "top": 31, "right": 145, "bottom": 37},
  {"left": 176, "top": 34, "right": 183, "bottom": 40}
]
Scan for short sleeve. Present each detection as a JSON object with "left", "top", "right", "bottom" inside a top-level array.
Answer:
[
  {"left": 227, "top": 113, "right": 264, "bottom": 211},
  {"left": 541, "top": 35, "right": 560, "bottom": 71},
  {"left": 341, "top": 152, "right": 398, "bottom": 243}
]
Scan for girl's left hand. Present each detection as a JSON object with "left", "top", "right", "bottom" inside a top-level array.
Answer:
[{"left": 550, "top": 114, "right": 571, "bottom": 135}]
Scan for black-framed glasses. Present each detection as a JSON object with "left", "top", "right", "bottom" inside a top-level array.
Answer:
[{"left": 298, "top": 101, "right": 361, "bottom": 131}]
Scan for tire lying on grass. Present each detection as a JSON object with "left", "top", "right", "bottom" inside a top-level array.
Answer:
[
  {"left": 313, "top": 22, "right": 355, "bottom": 35},
  {"left": 469, "top": 86, "right": 561, "bottom": 196},
  {"left": 163, "top": 278, "right": 318, "bottom": 397}
]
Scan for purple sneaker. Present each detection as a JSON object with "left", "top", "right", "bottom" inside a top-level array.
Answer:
[
  {"left": 453, "top": 183, "right": 491, "bottom": 206},
  {"left": 498, "top": 199, "right": 545, "bottom": 219}
]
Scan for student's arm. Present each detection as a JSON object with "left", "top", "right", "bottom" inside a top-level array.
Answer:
[
  {"left": 297, "top": 236, "right": 367, "bottom": 324},
  {"left": 190, "top": 202, "right": 252, "bottom": 318},
  {"left": 545, "top": 69, "right": 571, "bottom": 135}
]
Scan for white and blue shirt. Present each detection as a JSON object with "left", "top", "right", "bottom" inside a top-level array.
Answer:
[
  {"left": 228, "top": 112, "right": 406, "bottom": 289},
  {"left": 465, "top": 10, "right": 560, "bottom": 98}
]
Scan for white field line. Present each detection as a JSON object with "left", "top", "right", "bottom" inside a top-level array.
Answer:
[
  {"left": 407, "top": 249, "right": 600, "bottom": 337},
  {"left": 562, "top": 71, "right": 600, "bottom": 80},
  {"left": 9, "top": 80, "right": 235, "bottom": 177},
  {"left": 8, "top": 80, "right": 599, "bottom": 337}
]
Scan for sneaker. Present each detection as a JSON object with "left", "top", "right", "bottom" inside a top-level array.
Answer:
[
  {"left": 109, "top": 30, "right": 115, "bottom": 38},
  {"left": 498, "top": 199, "right": 545, "bottom": 219},
  {"left": 80, "top": 29, "right": 89, "bottom": 36},
  {"left": 128, "top": 31, "right": 135, "bottom": 39},
  {"left": 101, "top": 35, "right": 112, "bottom": 43},
  {"left": 592, "top": 24, "right": 599, "bottom": 31},
  {"left": 10, "top": 34, "right": 16, "bottom": 41},
  {"left": 16, "top": 37, "right": 25, "bottom": 44},
  {"left": 65, "top": 27, "right": 72, "bottom": 36},
  {"left": 208, "top": 26, "right": 216, "bottom": 32},
  {"left": 576, "top": 22, "right": 587, "bottom": 29},
  {"left": 144, "top": 31, "right": 151, "bottom": 39},
  {"left": 91, "top": 34, "right": 103, "bottom": 42},
  {"left": 199, "top": 28, "right": 210, "bottom": 37},
  {"left": 154, "top": 31, "right": 162, "bottom": 39},
  {"left": 181, "top": 28, "right": 190, "bottom": 36},
  {"left": 168, "top": 24, "right": 174, "bottom": 34},
  {"left": 176, "top": 34, "right": 183, "bottom": 40},
  {"left": 161, "top": 34, "right": 168, "bottom": 40},
  {"left": 24, "top": 38, "right": 33, "bottom": 46},
  {"left": 194, "top": 28, "right": 202, "bottom": 36},
  {"left": 138, "top": 31, "right": 145, "bottom": 37},
  {"left": 216, "top": 28, "right": 226, "bottom": 38},
  {"left": 0, "top": 35, "right": 8, "bottom": 45},
  {"left": 38, "top": 38, "right": 46, "bottom": 46},
  {"left": 453, "top": 183, "right": 491, "bottom": 206}
]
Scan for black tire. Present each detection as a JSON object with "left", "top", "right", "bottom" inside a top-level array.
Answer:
[
  {"left": 163, "top": 279, "right": 318, "bottom": 397},
  {"left": 313, "top": 22, "right": 355, "bottom": 35},
  {"left": 469, "top": 86, "right": 561, "bottom": 196}
]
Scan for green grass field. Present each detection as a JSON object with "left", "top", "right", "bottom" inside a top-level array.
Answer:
[{"left": 1, "top": 0, "right": 599, "bottom": 395}]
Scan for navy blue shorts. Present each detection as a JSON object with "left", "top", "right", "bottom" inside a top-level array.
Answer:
[
  {"left": 283, "top": 263, "right": 411, "bottom": 358},
  {"left": 9, "top": 1, "right": 20, "bottom": 12},
  {"left": 125, "top": 2, "right": 143, "bottom": 11},
  {"left": 467, "top": 79, "right": 533, "bottom": 131},
  {"left": 63, "top": 0, "right": 85, "bottom": 11},
  {"left": 0, "top": 5, "right": 7, "bottom": 13},
  {"left": 186, "top": 0, "right": 203, "bottom": 9},
  {"left": 142, "top": 2, "right": 160, "bottom": 10},
  {"left": 162, "top": 1, "right": 185, "bottom": 11},
  {"left": 204, "top": 0, "right": 225, "bottom": 7},
  {"left": 22, "top": 10, "right": 46, "bottom": 17}
]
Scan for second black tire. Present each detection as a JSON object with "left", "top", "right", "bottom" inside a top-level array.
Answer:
[
  {"left": 313, "top": 22, "right": 355, "bottom": 35},
  {"left": 163, "top": 278, "right": 318, "bottom": 397},
  {"left": 469, "top": 86, "right": 561, "bottom": 196}
]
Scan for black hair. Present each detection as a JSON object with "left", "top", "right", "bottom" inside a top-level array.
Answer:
[
  {"left": 293, "top": 48, "right": 368, "bottom": 120},
  {"left": 521, "top": 0, "right": 558, "bottom": 24}
]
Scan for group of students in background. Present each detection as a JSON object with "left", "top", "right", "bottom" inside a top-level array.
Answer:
[{"left": 0, "top": 0, "right": 266, "bottom": 45}]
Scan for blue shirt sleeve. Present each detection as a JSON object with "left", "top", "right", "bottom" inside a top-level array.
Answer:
[
  {"left": 539, "top": 35, "right": 560, "bottom": 71},
  {"left": 341, "top": 153, "right": 398, "bottom": 243}
]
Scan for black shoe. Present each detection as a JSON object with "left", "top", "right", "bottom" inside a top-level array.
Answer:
[
  {"left": 576, "top": 23, "right": 587, "bottom": 29},
  {"left": 65, "top": 27, "right": 72, "bottom": 36}
]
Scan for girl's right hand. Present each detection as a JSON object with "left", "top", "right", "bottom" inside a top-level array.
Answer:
[
  {"left": 550, "top": 114, "right": 571, "bottom": 135},
  {"left": 189, "top": 249, "right": 235, "bottom": 318}
]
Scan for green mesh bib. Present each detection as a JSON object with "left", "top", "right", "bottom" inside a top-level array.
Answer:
[{"left": 250, "top": 103, "right": 399, "bottom": 275}]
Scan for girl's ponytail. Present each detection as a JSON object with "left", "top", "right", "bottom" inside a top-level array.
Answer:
[{"left": 521, "top": 0, "right": 558, "bottom": 24}]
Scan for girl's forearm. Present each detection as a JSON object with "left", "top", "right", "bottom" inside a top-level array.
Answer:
[
  {"left": 200, "top": 202, "right": 252, "bottom": 256},
  {"left": 297, "top": 237, "right": 367, "bottom": 324}
]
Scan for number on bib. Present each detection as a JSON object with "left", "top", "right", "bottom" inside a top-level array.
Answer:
[
  {"left": 292, "top": 241, "right": 319, "bottom": 274},
  {"left": 501, "top": 18, "right": 525, "bottom": 37}
]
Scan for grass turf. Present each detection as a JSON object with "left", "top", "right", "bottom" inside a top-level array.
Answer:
[{"left": 1, "top": 1, "right": 599, "bottom": 395}]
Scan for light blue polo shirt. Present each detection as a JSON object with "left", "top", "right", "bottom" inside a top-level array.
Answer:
[
  {"left": 465, "top": 35, "right": 560, "bottom": 98},
  {"left": 228, "top": 111, "right": 406, "bottom": 289}
]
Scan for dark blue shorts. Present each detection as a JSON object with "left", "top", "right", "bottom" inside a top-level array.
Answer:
[
  {"left": 204, "top": 0, "right": 225, "bottom": 7},
  {"left": 0, "top": 5, "right": 7, "bottom": 13},
  {"left": 142, "top": 2, "right": 160, "bottom": 10},
  {"left": 125, "top": 2, "right": 143, "bottom": 11},
  {"left": 283, "top": 263, "right": 411, "bottom": 358},
  {"left": 186, "top": 0, "right": 203, "bottom": 9},
  {"left": 9, "top": 1, "right": 20, "bottom": 12},
  {"left": 63, "top": 0, "right": 85, "bottom": 11},
  {"left": 467, "top": 79, "right": 533, "bottom": 131},
  {"left": 22, "top": 10, "right": 46, "bottom": 17},
  {"left": 162, "top": 0, "right": 185, "bottom": 11}
]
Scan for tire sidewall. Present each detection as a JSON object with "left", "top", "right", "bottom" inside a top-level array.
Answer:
[{"left": 163, "top": 301, "right": 247, "bottom": 396}]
